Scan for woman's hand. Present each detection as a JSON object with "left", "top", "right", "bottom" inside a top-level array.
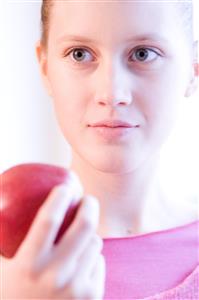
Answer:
[{"left": 1, "top": 184, "right": 106, "bottom": 299}]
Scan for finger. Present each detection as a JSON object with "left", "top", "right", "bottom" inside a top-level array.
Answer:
[
  {"left": 89, "top": 254, "right": 106, "bottom": 299},
  {"left": 53, "top": 195, "right": 100, "bottom": 265},
  {"left": 46, "top": 213, "right": 101, "bottom": 292},
  {"left": 72, "top": 235, "right": 103, "bottom": 284},
  {"left": 18, "top": 173, "right": 83, "bottom": 271},
  {"left": 55, "top": 238, "right": 103, "bottom": 298},
  {"left": 49, "top": 196, "right": 100, "bottom": 289}
]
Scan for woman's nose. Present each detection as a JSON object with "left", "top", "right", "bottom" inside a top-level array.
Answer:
[{"left": 93, "top": 60, "right": 134, "bottom": 107}]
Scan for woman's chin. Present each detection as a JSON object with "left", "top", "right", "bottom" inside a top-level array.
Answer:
[{"left": 84, "top": 151, "right": 145, "bottom": 174}]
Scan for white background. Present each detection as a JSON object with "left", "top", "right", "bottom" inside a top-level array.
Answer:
[{"left": 1, "top": 1, "right": 199, "bottom": 204}]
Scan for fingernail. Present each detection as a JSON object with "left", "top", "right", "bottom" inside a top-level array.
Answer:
[
  {"left": 85, "top": 195, "right": 99, "bottom": 210},
  {"left": 50, "top": 184, "right": 74, "bottom": 222},
  {"left": 83, "top": 195, "right": 100, "bottom": 223},
  {"left": 55, "top": 183, "right": 71, "bottom": 196},
  {"left": 66, "top": 170, "right": 84, "bottom": 198}
]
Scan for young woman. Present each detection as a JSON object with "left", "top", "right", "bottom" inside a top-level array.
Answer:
[{"left": 2, "top": 0, "right": 198, "bottom": 298}]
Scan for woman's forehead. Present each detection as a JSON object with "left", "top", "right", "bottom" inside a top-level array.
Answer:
[
  {"left": 50, "top": 0, "right": 183, "bottom": 46},
  {"left": 51, "top": 0, "right": 179, "bottom": 17}
]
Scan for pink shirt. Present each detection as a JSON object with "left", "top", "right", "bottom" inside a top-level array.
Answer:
[{"left": 102, "top": 220, "right": 199, "bottom": 299}]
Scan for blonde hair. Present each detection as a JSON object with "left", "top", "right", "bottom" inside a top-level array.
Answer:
[{"left": 41, "top": 0, "right": 53, "bottom": 48}]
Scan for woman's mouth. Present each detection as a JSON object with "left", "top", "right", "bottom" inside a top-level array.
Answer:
[{"left": 88, "top": 122, "right": 139, "bottom": 141}]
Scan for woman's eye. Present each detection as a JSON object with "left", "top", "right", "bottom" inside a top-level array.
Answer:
[
  {"left": 131, "top": 48, "right": 160, "bottom": 62},
  {"left": 66, "top": 48, "right": 93, "bottom": 63},
  {"left": 64, "top": 47, "right": 161, "bottom": 66}
]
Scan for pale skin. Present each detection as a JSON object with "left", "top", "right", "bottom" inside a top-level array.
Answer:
[
  {"left": 1, "top": 0, "right": 198, "bottom": 299},
  {"left": 38, "top": 0, "right": 198, "bottom": 236}
]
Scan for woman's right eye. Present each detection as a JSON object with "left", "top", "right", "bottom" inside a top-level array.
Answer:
[{"left": 64, "top": 48, "right": 94, "bottom": 64}]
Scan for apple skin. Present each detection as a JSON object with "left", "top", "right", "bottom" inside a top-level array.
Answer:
[{"left": 0, "top": 163, "right": 82, "bottom": 258}]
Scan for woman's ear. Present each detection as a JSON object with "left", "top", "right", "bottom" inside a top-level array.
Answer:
[
  {"left": 185, "top": 40, "right": 198, "bottom": 98},
  {"left": 35, "top": 40, "right": 53, "bottom": 97}
]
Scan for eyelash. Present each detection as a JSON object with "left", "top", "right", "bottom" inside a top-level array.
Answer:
[{"left": 63, "top": 46, "right": 162, "bottom": 66}]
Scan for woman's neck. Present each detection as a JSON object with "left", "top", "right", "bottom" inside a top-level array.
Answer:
[{"left": 70, "top": 152, "right": 191, "bottom": 238}]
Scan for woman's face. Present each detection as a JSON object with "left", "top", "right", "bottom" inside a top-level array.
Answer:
[{"left": 37, "top": 0, "right": 196, "bottom": 173}]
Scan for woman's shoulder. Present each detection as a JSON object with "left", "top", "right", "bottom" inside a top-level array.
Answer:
[
  {"left": 102, "top": 218, "right": 198, "bottom": 299},
  {"left": 140, "top": 265, "right": 199, "bottom": 300}
]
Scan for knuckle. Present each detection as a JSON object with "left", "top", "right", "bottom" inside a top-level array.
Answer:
[
  {"left": 39, "top": 212, "right": 58, "bottom": 229},
  {"left": 69, "top": 279, "right": 83, "bottom": 297},
  {"left": 92, "top": 235, "right": 103, "bottom": 250},
  {"left": 70, "top": 280, "right": 92, "bottom": 299},
  {"left": 79, "top": 213, "right": 95, "bottom": 232},
  {"left": 52, "top": 260, "right": 77, "bottom": 292},
  {"left": 83, "top": 286, "right": 99, "bottom": 299}
]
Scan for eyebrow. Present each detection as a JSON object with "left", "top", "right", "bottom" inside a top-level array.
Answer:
[{"left": 56, "top": 33, "right": 169, "bottom": 45}]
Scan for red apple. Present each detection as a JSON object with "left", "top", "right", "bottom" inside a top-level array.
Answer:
[{"left": 0, "top": 163, "right": 83, "bottom": 258}]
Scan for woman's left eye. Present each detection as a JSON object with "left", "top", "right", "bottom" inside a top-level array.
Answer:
[
  {"left": 66, "top": 48, "right": 93, "bottom": 63},
  {"left": 130, "top": 48, "right": 160, "bottom": 62}
]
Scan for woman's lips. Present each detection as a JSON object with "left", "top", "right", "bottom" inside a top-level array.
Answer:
[
  {"left": 89, "top": 125, "right": 139, "bottom": 140},
  {"left": 90, "top": 119, "right": 134, "bottom": 128}
]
